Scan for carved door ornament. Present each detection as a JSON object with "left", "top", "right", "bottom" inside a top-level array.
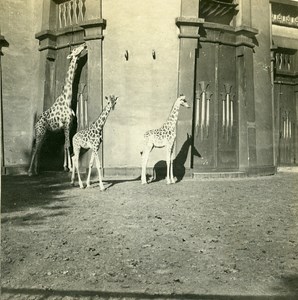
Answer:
[
  {"left": 195, "top": 81, "right": 213, "bottom": 140},
  {"left": 76, "top": 83, "right": 88, "bottom": 130},
  {"left": 281, "top": 110, "right": 291, "bottom": 140},
  {"left": 221, "top": 83, "right": 235, "bottom": 142}
]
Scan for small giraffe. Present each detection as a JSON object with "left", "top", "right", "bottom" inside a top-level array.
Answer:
[
  {"left": 71, "top": 95, "right": 119, "bottom": 189},
  {"left": 141, "top": 95, "right": 190, "bottom": 184},
  {"left": 28, "top": 43, "right": 87, "bottom": 176}
]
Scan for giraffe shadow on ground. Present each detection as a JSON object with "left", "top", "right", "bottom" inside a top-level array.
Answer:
[
  {"left": 151, "top": 134, "right": 201, "bottom": 183},
  {"left": 104, "top": 176, "right": 142, "bottom": 189}
]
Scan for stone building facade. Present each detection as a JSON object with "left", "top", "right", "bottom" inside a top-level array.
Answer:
[{"left": 1, "top": 0, "right": 297, "bottom": 177}]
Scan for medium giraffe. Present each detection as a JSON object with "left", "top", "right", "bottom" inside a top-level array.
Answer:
[
  {"left": 28, "top": 43, "right": 87, "bottom": 176},
  {"left": 141, "top": 95, "right": 190, "bottom": 184},
  {"left": 71, "top": 95, "right": 119, "bottom": 189}
]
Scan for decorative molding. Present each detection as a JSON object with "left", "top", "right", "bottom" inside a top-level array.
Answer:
[
  {"left": 272, "top": 13, "right": 298, "bottom": 28},
  {"left": 176, "top": 17, "right": 205, "bottom": 27},
  {"left": 80, "top": 18, "right": 106, "bottom": 29},
  {"left": 176, "top": 18, "right": 258, "bottom": 47},
  {"left": 270, "top": 0, "right": 298, "bottom": 8},
  {"left": 57, "top": 0, "right": 87, "bottom": 29},
  {"left": 271, "top": 1, "right": 298, "bottom": 28},
  {"left": 35, "top": 18, "right": 106, "bottom": 51}
]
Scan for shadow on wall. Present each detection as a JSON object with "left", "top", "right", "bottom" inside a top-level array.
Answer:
[{"left": 153, "top": 134, "right": 201, "bottom": 183}]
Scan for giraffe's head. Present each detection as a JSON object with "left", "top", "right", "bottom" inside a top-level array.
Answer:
[
  {"left": 67, "top": 43, "right": 87, "bottom": 60},
  {"left": 177, "top": 94, "right": 190, "bottom": 108},
  {"left": 105, "top": 95, "right": 119, "bottom": 110}
]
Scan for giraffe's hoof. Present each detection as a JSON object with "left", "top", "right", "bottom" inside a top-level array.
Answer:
[
  {"left": 79, "top": 185, "right": 84, "bottom": 189},
  {"left": 141, "top": 181, "right": 147, "bottom": 185},
  {"left": 28, "top": 171, "right": 37, "bottom": 177}
]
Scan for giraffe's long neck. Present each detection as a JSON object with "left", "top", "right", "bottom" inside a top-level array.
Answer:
[
  {"left": 62, "top": 57, "right": 78, "bottom": 106},
  {"left": 93, "top": 103, "right": 113, "bottom": 132},
  {"left": 164, "top": 101, "right": 180, "bottom": 129}
]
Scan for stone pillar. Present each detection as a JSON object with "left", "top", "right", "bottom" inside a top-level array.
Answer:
[
  {"left": 234, "top": 1, "right": 260, "bottom": 174},
  {"left": 0, "top": 32, "right": 8, "bottom": 173},
  {"left": 235, "top": 29, "right": 258, "bottom": 172},
  {"left": 81, "top": 19, "right": 106, "bottom": 169},
  {"left": 81, "top": 19, "right": 106, "bottom": 124},
  {"left": 295, "top": 88, "right": 298, "bottom": 164},
  {"left": 251, "top": 0, "right": 275, "bottom": 174},
  {"left": 35, "top": 0, "right": 57, "bottom": 112},
  {"left": 176, "top": 0, "right": 203, "bottom": 171}
]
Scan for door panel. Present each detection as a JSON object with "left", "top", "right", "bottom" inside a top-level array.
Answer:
[
  {"left": 276, "top": 83, "right": 296, "bottom": 165},
  {"left": 193, "top": 43, "right": 238, "bottom": 171}
]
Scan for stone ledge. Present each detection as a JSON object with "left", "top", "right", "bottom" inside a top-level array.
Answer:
[
  {"left": 278, "top": 166, "right": 298, "bottom": 173},
  {"left": 193, "top": 171, "right": 246, "bottom": 179}
]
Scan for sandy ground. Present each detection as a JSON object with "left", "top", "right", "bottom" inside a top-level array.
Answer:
[{"left": 1, "top": 171, "right": 298, "bottom": 299}]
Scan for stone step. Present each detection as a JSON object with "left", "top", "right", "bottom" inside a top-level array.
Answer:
[
  {"left": 277, "top": 166, "right": 298, "bottom": 173},
  {"left": 192, "top": 171, "right": 247, "bottom": 179}
]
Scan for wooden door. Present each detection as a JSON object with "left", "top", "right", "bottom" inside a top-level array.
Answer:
[
  {"left": 276, "top": 83, "right": 296, "bottom": 165},
  {"left": 192, "top": 43, "right": 238, "bottom": 171}
]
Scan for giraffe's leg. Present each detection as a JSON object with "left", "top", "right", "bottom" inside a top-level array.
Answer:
[
  {"left": 71, "top": 155, "right": 76, "bottom": 185},
  {"left": 141, "top": 143, "right": 153, "bottom": 184},
  {"left": 86, "top": 152, "right": 95, "bottom": 188},
  {"left": 71, "top": 147, "right": 78, "bottom": 185},
  {"left": 170, "top": 143, "right": 175, "bottom": 184},
  {"left": 28, "top": 148, "right": 37, "bottom": 176},
  {"left": 166, "top": 145, "right": 171, "bottom": 185},
  {"left": 28, "top": 131, "right": 45, "bottom": 176},
  {"left": 71, "top": 150, "right": 84, "bottom": 189},
  {"left": 64, "top": 148, "right": 68, "bottom": 171},
  {"left": 94, "top": 152, "right": 105, "bottom": 191},
  {"left": 63, "top": 127, "right": 71, "bottom": 171},
  {"left": 67, "top": 148, "right": 72, "bottom": 172}
]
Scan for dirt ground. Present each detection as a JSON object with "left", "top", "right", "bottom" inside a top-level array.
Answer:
[{"left": 1, "top": 171, "right": 298, "bottom": 299}]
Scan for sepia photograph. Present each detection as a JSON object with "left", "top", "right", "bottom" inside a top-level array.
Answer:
[{"left": 1, "top": 0, "right": 298, "bottom": 299}]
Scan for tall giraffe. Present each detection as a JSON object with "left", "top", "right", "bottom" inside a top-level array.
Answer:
[
  {"left": 141, "top": 95, "right": 190, "bottom": 184},
  {"left": 71, "top": 95, "right": 119, "bottom": 190},
  {"left": 28, "top": 43, "right": 87, "bottom": 176}
]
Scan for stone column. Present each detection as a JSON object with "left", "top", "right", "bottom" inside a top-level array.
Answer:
[
  {"left": 235, "top": 28, "right": 258, "bottom": 172},
  {"left": 81, "top": 19, "right": 106, "bottom": 170},
  {"left": 251, "top": 0, "right": 275, "bottom": 174},
  {"left": 234, "top": 0, "right": 260, "bottom": 173},
  {"left": 81, "top": 19, "right": 106, "bottom": 124},
  {"left": 35, "top": 0, "right": 57, "bottom": 112},
  {"left": 176, "top": 0, "right": 203, "bottom": 172},
  {"left": 0, "top": 31, "right": 8, "bottom": 173}
]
